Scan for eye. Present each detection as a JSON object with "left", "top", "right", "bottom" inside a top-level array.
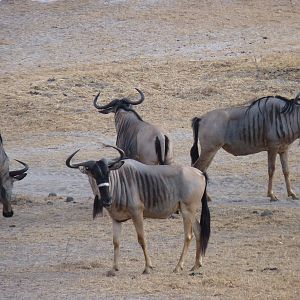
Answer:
[{"left": 79, "top": 166, "right": 88, "bottom": 173}]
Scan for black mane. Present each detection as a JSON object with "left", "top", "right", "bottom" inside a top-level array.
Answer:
[
  {"left": 116, "top": 101, "right": 144, "bottom": 121},
  {"left": 247, "top": 94, "right": 300, "bottom": 114}
]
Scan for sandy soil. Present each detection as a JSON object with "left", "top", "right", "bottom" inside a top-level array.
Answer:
[{"left": 0, "top": 0, "right": 300, "bottom": 299}]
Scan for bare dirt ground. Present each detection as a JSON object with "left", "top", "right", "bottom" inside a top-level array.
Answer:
[{"left": 0, "top": 0, "right": 300, "bottom": 299}]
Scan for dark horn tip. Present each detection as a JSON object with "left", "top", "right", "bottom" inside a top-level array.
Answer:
[
  {"left": 100, "top": 143, "right": 125, "bottom": 160},
  {"left": 14, "top": 159, "right": 29, "bottom": 170},
  {"left": 135, "top": 88, "right": 144, "bottom": 97},
  {"left": 66, "top": 149, "right": 81, "bottom": 168},
  {"left": 93, "top": 92, "right": 101, "bottom": 108}
]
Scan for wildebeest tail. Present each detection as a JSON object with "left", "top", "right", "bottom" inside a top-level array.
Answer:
[
  {"left": 155, "top": 135, "right": 169, "bottom": 165},
  {"left": 93, "top": 195, "right": 103, "bottom": 219},
  {"left": 200, "top": 172, "right": 210, "bottom": 256},
  {"left": 155, "top": 136, "right": 164, "bottom": 164},
  {"left": 190, "top": 117, "right": 201, "bottom": 165},
  {"left": 164, "top": 135, "right": 171, "bottom": 163}
]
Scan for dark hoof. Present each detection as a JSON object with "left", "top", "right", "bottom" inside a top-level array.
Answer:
[{"left": 3, "top": 210, "right": 14, "bottom": 218}]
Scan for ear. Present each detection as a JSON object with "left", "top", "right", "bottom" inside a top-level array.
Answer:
[{"left": 109, "top": 160, "right": 124, "bottom": 170}]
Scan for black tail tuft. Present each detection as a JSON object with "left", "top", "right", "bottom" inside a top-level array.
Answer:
[
  {"left": 190, "top": 117, "right": 201, "bottom": 165},
  {"left": 155, "top": 136, "right": 165, "bottom": 165},
  {"left": 200, "top": 172, "right": 210, "bottom": 256},
  {"left": 93, "top": 195, "right": 103, "bottom": 219},
  {"left": 164, "top": 135, "right": 170, "bottom": 159}
]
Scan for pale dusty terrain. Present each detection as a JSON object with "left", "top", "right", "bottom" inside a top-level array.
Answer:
[{"left": 0, "top": 0, "right": 300, "bottom": 299}]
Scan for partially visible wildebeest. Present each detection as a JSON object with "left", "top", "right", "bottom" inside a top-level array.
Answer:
[
  {"left": 93, "top": 88, "right": 174, "bottom": 165},
  {"left": 191, "top": 92, "right": 300, "bottom": 201},
  {"left": 0, "top": 134, "right": 28, "bottom": 217},
  {"left": 66, "top": 145, "right": 210, "bottom": 274}
]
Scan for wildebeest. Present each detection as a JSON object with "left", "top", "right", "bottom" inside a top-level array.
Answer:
[
  {"left": 0, "top": 134, "right": 28, "bottom": 217},
  {"left": 191, "top": 92, "right": 300, "bottom": 201},
  {"left": 93, "top": 88, "right": 174, "bottom": 165},
  {"left": 66, "top": 145, "right": 210, "bottom": 274}
]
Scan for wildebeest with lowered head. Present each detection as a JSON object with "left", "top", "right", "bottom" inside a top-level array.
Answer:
[
  {"left": 66, "top": 145, "right": 210, "bottom": 275},
  {"left": 191, "top": 92, "right": 300, "bottom": 201},
  {"left": 0, "top": 134, "right": 28, "bottom": 217},
  {"left": 93, "top": 88, "right": 174, "bottom": 165}
]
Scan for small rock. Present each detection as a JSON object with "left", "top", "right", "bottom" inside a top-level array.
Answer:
[
  {"left": 65, "top": 196, "right": 74, "bottom": 203},
  {"left": 262, "top": 267, "right": 278, "bottom": 272},
  {"left": 48, "top": 192, "right": 57, "bottom": 197},
  {"left": 260, "top": 210, "right": 273, "bottom": 217},
  {"left": 9, "top": 224, "right": 16, "bottom": 228},
  {"left": 47, "top": 201, "right": 53, "bottom": 205},
  {"left": 189, "top": 272, "right": 203, "bottom": 276}
]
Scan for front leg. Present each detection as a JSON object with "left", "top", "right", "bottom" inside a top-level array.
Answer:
[{"left": 107, "top": 219, "right": 122, "bottom": 276}]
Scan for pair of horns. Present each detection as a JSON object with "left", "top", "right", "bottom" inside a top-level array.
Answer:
[
  {"left": 93, "top": 88, "right": 144, "bottom": 110},
  {"left": 66, "top": 144, "right": 125, "bottom": 169}
]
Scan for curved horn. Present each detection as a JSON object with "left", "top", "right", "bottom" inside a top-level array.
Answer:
[
  {"left": 9, "top": 160, "right": 29, "bottom": 177},
  {"left": 124, "top": 88, "right": 145, "bottom": 105},
  {"left": 93, "top": 92, "right": 119, "bottom": 110},
  {"left": 66, "top": 149, "right": 89, "bottom": 169},
  {"left": 101, "top": 144, "right": 125, "bottom": 164}
]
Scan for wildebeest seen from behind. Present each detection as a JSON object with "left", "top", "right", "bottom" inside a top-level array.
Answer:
[
  {"left": 93, "top": 88, "right": 174, "bottom": 165},
  {"left": 0, "top": 134, "right": 28, "bottom": 217},
  {"left": 66, "top": 145, "right": 210, "bottom": 275},
  {"left": 191, "top": 92, "right": 300, "bottom": 201}
]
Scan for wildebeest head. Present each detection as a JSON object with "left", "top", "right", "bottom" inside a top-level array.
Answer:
[
  {"left": 0, "top": 136, "right": 28, "bottom": 217},
  {"left": 93, "top": 88, "right": 145, "bottom": 114},
  {"left": 66, "top": 145, "right": 125, "bottom": 218}
]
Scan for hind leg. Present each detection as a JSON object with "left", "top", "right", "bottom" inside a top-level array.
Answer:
[
  {"left": 280, "top": 150, "right": 298, "bottom": 199},
  {"left": 193, "top": 147, "right": 219, "bottom": 202},
  {"left": 174, "top": 206, "right": 193, "bottom": 273},
  {"left": 193, "top": 147, "right": 219, "bottom": 172},
  {"left": 190, "top": 220, "right": 202, "bottom": 271},
  {"left": 131, "top": 212, "right": 153, "bottom": 274},
  {"left": 267, "top": 150, "right": 279, "bottom": 201}
]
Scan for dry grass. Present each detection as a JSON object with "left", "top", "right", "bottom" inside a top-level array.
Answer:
[{"left": 0, "top": 0, "right": 300, "bottom": 299}]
